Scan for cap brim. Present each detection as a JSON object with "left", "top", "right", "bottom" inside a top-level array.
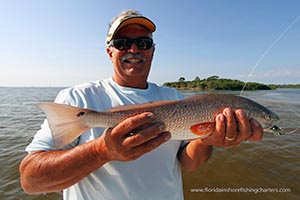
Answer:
[
  {"left": 106, "top": 16, "right": 156, "bottom": 44},
  {"left": 118, "top": 17, "right": 156, "bottom": 33}
]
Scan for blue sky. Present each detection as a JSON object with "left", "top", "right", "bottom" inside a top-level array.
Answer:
[{"left": 0, "top": 0, "right": 299, "bottom": 87}]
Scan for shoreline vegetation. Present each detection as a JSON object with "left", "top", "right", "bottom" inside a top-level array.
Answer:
[{"left": 163, "top": 76, "right": 300, "bottom": 90}]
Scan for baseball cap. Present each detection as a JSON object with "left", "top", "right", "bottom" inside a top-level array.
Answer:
[{"left": 106, "top": 11, "right": 156, "bottom": 44}]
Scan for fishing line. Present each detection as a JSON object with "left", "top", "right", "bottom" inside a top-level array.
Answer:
[
  {"left": 284, "top": 110, "right": 300, "bottom": 135},
  {"left": 240, "top": 15, "right": 300, "bottom": 95}
]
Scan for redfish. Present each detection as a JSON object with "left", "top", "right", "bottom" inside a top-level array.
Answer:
[{"left": 37, "top": 94, "right": 280, "bottom": 148}]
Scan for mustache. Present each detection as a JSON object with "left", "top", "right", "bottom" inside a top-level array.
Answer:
[{"left": 121, "top": 53, "right": 146, "bottom": 62}]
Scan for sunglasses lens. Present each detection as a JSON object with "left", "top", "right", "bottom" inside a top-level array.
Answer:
[
  {"left": 111, "top": 37, "right": 153, "bottom": 50},
  {"left": 113, "top": 39, "right": 130, "bottom": 50},
  {"left": 136, "top": 38, "right": 153, "bottom": 50}
]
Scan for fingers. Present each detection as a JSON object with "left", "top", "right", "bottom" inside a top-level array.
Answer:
[
  {"left": 202, "top": 108, "right": 264, "bottom": 147},
  {"left": 215, "top": 114, "right": 225, "bottom": 137},
  {"left": 248, "top": 119, "right": 263, "bottom": 141},
  {"left": 102, "top": 112, "right": 171, "bottom": 161},
  {"left": 131, "top": 131, "right": 171, "bottom": 154},
  {"left": 235, "top": 109, "right": 252, "bottom": 141},
  {"left": 223, "top": 108, "right": 256, "bottom": 144},
  {"left": 201, "top": 113, "right": 225, "bottom": 146},
  {"left": 110, "top": 112, "right": 155, "bottom": 139},
  {"left": 122, "top": 122, "right": 170, "bottom": 147},
  {"left": 223, "top": 108, "right": 238, "bottom": 142}
]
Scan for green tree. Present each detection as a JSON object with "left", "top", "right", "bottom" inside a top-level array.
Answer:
[
  {"left": 179, "top": 77, "right": 185, "bottom": 82},
  {"left": 207, "top": 75, "right": 219, "bottom": 80},
  {"left": 194, "top": 76, "right": 201, "bottom": 82}
]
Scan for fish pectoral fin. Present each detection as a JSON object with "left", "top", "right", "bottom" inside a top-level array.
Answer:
[{"left": 190, "top": 122, "right": 215, "bottom": 136}]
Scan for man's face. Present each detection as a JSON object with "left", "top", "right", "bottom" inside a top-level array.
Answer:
[{"left": 107, "top": 25, "right": 155, "bottom": 88}]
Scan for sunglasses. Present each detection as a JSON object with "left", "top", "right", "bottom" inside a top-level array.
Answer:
[{"left": 109, "top": 37, "right": 154, "bottom": 50}]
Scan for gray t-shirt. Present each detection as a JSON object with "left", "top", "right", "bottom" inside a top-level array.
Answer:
[{"left": 26, "top": 78, "right": 185, "bottom": 200}]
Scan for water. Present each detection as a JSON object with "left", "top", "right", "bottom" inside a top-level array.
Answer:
[
  {"left": 181, "top": 89, "right": 300, "bottom": 200},
  {"left": 0, "top": 87, "right": 63, "bottom": 200},
  {"left": 0, "top": 87, "right": 299, "bottom": 200}
]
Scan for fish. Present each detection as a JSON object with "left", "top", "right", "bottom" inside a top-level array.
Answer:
[{"left": 37, "top": 94, "right": 280, "bottom": 148}]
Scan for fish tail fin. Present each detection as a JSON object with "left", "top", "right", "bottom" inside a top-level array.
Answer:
[{"left": 37, "top": 102, "right": 91, "bottom": 148}]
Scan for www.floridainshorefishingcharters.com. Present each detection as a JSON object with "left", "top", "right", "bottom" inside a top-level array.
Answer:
[{"left": 190, "top": 187, "right": 292, "bottom": 194}]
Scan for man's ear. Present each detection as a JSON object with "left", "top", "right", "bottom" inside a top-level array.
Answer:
[
  {"left": 151, "top": 45, "right": 155, "bottom": 59},
  {"left": 106, "top": 47, "right": 113, "bottom": 59}
]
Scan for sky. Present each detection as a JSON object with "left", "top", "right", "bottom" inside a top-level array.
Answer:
[{"left": 0, "top": 0, "right": 299, "bottom": 87}]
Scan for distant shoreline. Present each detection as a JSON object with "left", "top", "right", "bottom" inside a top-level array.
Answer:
[
  {"left": 163, "top": 76, "right": 300, "bottom": 90},
  {"left": 0, "top": 76, "right": 299, "bottom": 89}
]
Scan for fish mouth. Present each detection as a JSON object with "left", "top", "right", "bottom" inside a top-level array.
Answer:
[
  {"left": 262, "top": 112, "right": 284, "bottom": 135},
  {"left": 121, "top": 53, "right": 146, "bottom": 64},
  {"left": 264, "top": 125, "right": 284, "bottom": 136}
]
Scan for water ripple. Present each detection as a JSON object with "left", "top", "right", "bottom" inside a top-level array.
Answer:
[{"left": 1, "top": 87, "right": 299, "bottom": 199}]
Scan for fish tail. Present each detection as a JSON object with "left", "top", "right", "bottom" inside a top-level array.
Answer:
[{"left": 37, "top": 102, "right": 91, "bottom": 148}]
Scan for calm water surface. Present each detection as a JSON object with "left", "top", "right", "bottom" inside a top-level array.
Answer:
[{"left": 0, "top": 87, "right": 299, "bottom": 200}]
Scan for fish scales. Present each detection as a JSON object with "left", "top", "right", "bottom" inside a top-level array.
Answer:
[
  {"left": 76, "top": 94, "right": 277, "bottom": 139},
  {"left": 37, "top": 94, "right": 280, "bottom": 148}
]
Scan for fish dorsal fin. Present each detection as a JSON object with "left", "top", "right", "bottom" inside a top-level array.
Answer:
[{"left": 107, "top": 99, "right": 180, "bottom": 112}]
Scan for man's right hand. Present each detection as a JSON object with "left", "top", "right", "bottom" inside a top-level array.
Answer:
[
  {"left": 20, "top": 112, "right": 171, "bottom": 194},
  {"left": 98, "top": 112, "right": 171, "bottom": 161}
]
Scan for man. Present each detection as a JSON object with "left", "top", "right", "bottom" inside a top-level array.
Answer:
[{"left": 20, "top": 10, "right": 263, "bottom": 199}]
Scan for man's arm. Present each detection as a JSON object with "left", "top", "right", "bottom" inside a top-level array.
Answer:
[
  {"left": 19, "top": 140, "right": 110, "bottom": 194},
  {"left": 20, "top": 112, "right": 171, "bottom": 194},
  {"left": 178, "top": 108, "right": 264, "bottom": 172}
]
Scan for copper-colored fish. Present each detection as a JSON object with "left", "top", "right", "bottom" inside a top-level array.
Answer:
[{"left": 37, "top": 94, "right": 280, "bottom": 148}]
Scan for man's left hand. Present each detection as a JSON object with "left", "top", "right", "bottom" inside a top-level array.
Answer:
[{"left": 201, "top": 108, "right": 263, "bottom": 147}]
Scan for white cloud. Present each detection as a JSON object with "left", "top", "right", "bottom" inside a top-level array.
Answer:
[{"left": 236, "top": 68, "right": 300, "bottom": 83}]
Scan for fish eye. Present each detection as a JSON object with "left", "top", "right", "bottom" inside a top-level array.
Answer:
[{"left": 264, "top": 113, "right": 271, "bottom": 120}]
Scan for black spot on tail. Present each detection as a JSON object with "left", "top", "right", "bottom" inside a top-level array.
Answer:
[{"left": 77, "top": 112, "right": 85, "bottom": 117}]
